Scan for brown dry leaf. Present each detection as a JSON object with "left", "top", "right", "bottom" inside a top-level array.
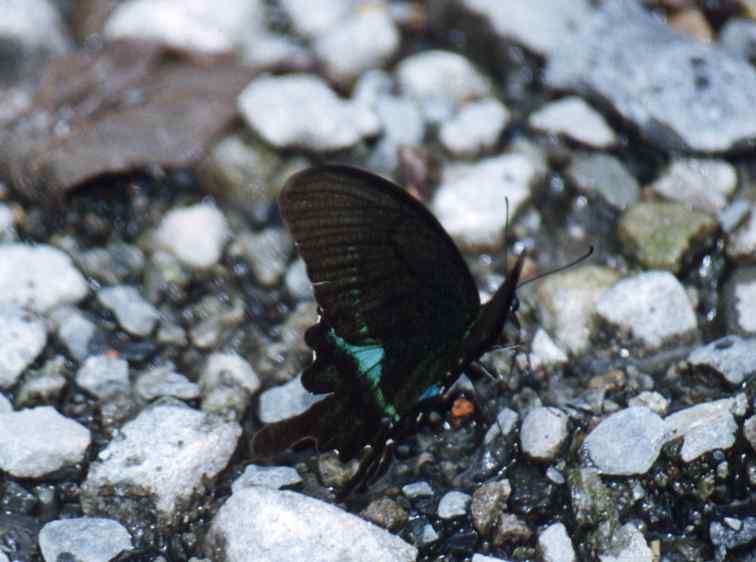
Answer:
[{"left": 0, "top": 40, "right": 259, "bottom": 201}]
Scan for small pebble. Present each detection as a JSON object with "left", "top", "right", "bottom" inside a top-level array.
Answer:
[
  {"left": 50, "top": 306, "right": 96, "bottom": 361},
  {"left": 233, "top": 228, "right": 292, "bottom": 287},
  {"left": 493, "top": 513, "right": 532, "bottom": 546},
  {"left": 437, "top": 490, "right": 471, "bottom": 520},
  {"left": 529, "top": 96, "right": 616, "bottom": 148},
  {"left": 595, "top": 271, "right": 697, "bottom": 350},
  {"left": 238, "top": 74, "right": 380, "bottom": 151},
  {"left": 599, "top": 523, "right": 653, "bottom": 562},
  {"left": 0, "top": 304, "right": 47, "bottom": 388},
  {"left": 231, "top": 464, "right": 302, "bottom": 492},
  {"left": 688, "top": 336, "right": 756, "bottom": 386},
  {"left": 360, "top": 497, "right": 408, "bottom": 532},
  {"left": 154, "top": 204, "right": 230, "bottom": 270},
  {"left": 440, "top": 98, "right": 510, "bottom": 157},
  {"left": 627, "top": 391, "right": 669, "bottom": 416},
  {"left": 402, "top": 481, "right": 434, "bottom": 499},
  {"left": 651, "top": 158, "right": 737, "bottom": 214},
  {"left": 0, "top": 406, "right": 91, "bottom": 478},
  {"left": 529, "top": 329, "right": 568, "bottom": 370},
  {"left": 97, "top": 285, "right": 160, "bottom": 337},
  {"left": 38, "top": 517, "right": 132, "bottom": 562},
  {"left": 565, "top": 153, "right": 639, "bottom": 210},
  {"left": 538, "top": 522, "right": 576, "bottom": 562},
  {"left": 471, "top": 479, "right": 511, "bottom": 536},
  {"left": 725, "top": 267, "right": 756, "bottom": 334},
  {"left": 135, "top": 363, "right": 199, "bottom": 401},
  {"left": 583, "top": 406, "right": 667, "bottom": 475},
  {"left": 520, "top": 407, "right": 569, "bottom": 461},
  {"left": 76, "top": 354, "right": 130, "bottom": 400},
  {"left": 744, "top": 416, "right": 756, "bottom": 452},
  {"left": 484, "top": 408, "right": 519, "bottom": 445},
  {"left": 665, "top": 398, "right": 739, "bottom": 462},
  {"left": 258, "top": 375, "right": 327, "bottom": 424},
  {"left": 419, "top": 524, "right": 439, "bottom": 546}
]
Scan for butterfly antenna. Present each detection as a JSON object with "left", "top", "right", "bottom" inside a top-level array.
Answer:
[{"left": 516, "top": 245, "right": 594, "bottom": 290}]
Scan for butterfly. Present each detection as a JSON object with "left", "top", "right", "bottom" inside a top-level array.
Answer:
[{"left": 252, "top": 165, "right": 526, "bottom": 498}]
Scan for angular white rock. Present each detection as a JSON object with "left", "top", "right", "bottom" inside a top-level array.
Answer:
[
  {"left": 521, "top": 407, "right": 569, "bottom": 461},
  {"left": 0, "top": 304, "right": 47, "bottom": 388},
  {"left": 75, "top": 354, "right": 130, "bottom": 399},
  {"left": 154, "top": 204, "right": 230, "bottom": 270},
  {"left": 529, "top": 96, "right": 616, "bottom": 148},
  {"left": 97, "top": 285, "right": 159, "bottom": 337},
  {"left": 38, "top": 517, "right": 132, "bottom": 562},
  {"left": 440, "top": 98, "right": 511, "bottom": 157},
  {"left": 664, "top": 398, "right": 739, "bottom": 462}
]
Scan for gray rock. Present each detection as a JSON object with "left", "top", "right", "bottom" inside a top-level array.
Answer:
[
  {"left": 285, "top": 258, "right": 313, "bottom": 300},
  {"left": 472, "top": 555, "right": 509, "bottom": 562},
  {"left": 0, "top": 0, "right": 70, "bottom": 84},
  {"left": 538, "top": 522, "right": 576, "bottom": 562},
  {"left": 154, "top": 204, "right": 230, "bottom": 270},
  {"left": 618, "top": 202, "right": 717, "bottom": 272},
  {"left": 0, "top": 244, "right": 87, "bottom": 312},
  {"left": 231, "top": 464, "right": 302, "bottom": 492},
  {"left": 314, "top": 7, "right": 399, "bottom": 85},
  {"left": 239, "top": 74, "right": 380, "bottom": 151},
  {"left": 97, "top": 285, "right": 160, "bottom": 337},
  {"left": 0, "top": 392, "right": 11, "bottom": 413},
  {"left": 719, "top": 18, "right": 756, "bottom": 61},
  {"left": 258, "top": 374, "right": 327, "bottom": 424},
  {"left": 545, "top": 0, "right": 756, "bottom": 153},
  {"left": 232, "top": 228, "right": 292, "bottom": 287},
  {"left": 0, "top": 406, "right": 91, "bottom": 478},
  {"left": 50, "top": 306, "right": 97, "bottom": 361},
  {"left": 104, "top": 0, "right": 264, "bottom": 55},
  {"left": 724, "top": 267, "right": 756, "bottom": 335},
  {"left": 419, "top": 524, "right": 439, "bottom": 546},
  {"left": 461, "top": 0, "right": 592, "bottom": 56},
  {"left": 200, "top": 352, "right": 260, "bottom": 417},
  {"left": 437, "top": 490, "right": 471, "bottom": 520},
  {"left": 688, "top": 336, "right": 756, "bottom": 386},
  {"left": 397, "top": 50, "right": 491, "bottom": 120},
  {"left": 651, "top": 159, "right": 737, "bottom": 215},
  {"left": 744, "top": 416, "right": 756, "bottom": 452},
  {"left": 727, "top": 205, "right": 756, "bottom": 260},
  {"left": 529, "top": 328, "right": 568, "bottom": 370},
  {"left": 361, "top": 497, "right": 408, "bottom": 532},
  {"left": 710, "top": 516, "right": 756, "bottom": 561},
  {"left": 81, "top": 401, "right": 240, "bottom": 522},
  {"left": 484, "top": 408, "right": 519, "bottom": 445},
  {"left": 599, "top": 523, "right": 652, "bottom": 562},
  {"left": 0, "top": 304, "right": 47, "bottom": 388},
  {"left": 627, "top": 391, "right": 669, "bottom": 416},
  {"left": 536, "top": 266, "right": 620, "bottom": 354},
  {"left": 76, "top": 354, "right": 130, "bottom": 400},
  {"left": 583, "top": 406, "right": 667, "bottom": 475},
  {"left": 529, "top": 97, "right": 616, "bottom": 148},
  {"left": 38, "top": 517, "right": 132, "bottom": 562},
  {"left": 135, "top": 363, "right": 199, "bottom": 402},
  {"left": 520, "top": 407, "right": 569, "bottom": 461},
  {"left": 664, "top": 398, "right": 739, "bottom": 462},
  {"left": 565, "top": 153, "right": 640, "bottom": 210},
  {"left": 16, "top": 357, "right": 67, "bottom": 407},
  {"left": 595, "top": 271, "right": 697, "bottom": 350},
  {"left": 402, "top": 481, "right": 434, "bottom": 499},
  {"left": 207, "top": 487, "right": 417, "bottom": 562},
  {"left": 76, "top": 242, "right": 145, "bottom": 286},
  {"left": 440, "top": 98, "right": 510, "bottom": 157},
  {"left": 471, "top": 479, "right": 511, "bottom": 536},
  {"left": 433, "top": 153, "right": 543, "bottom": 250},
  {"left": 280, "top": 0, "right": 351, "bottom": 38},
  {"left": 494, "top": 513, "right": 532, "bottom": 545}
]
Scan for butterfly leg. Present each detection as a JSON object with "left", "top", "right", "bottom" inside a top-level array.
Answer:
[{"left": 336, "top": 418, "right": 395, "bottom": 501}]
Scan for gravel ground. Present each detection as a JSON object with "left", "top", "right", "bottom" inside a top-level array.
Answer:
[{"left": 0, "top": 1, "right": 755, "bottom": 561}]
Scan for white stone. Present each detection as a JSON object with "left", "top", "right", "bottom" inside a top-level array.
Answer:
[
  {"left": 583, "top": 406, "right": 667, "bottom": 475},
  {"left": 521, "top": 407, "right": 569, "bottom": 461},
  {"left": 437, "top": 491, "right": 471, "bottom": 519},
  {"left": 280, "top": 0, "right": 352, "bottom": 38},
  {"left": 461, "top": 0, "right": 592, "bottom": 56},
  {"left": 232, "top": 464, "right": 303, "bottom": 491},
  {"left": 529, "top": 328, "right": 568, "bottom": 370},
  {"left": 0, "top": 304, "right": 47, "bottom": 388},
  {"left": 50, "top": 306, "right": 96, "bottom": 361},
  {"left": 135, "top": 364, "right": 200, "bottom": 401},
  {"left": 104, "top": 0, "right": 264, "bottom": 54},
  {"left": 314, "top": 6, "right": 399, "bottom": 84},
  {"left": 154, "top": 204, "right": 229, "bottom": 270},
  {"left": 0, "top": 244, "right": 87, "bottom": 312},
  {"left": 599, "top": 523, "right": 653, "bottom": 562},
  {"left": 207, "top": 487, "right": 417, "bottom": 562},
  {"left": 258, "top": 374, "right": 326, "bottom": 424},
  {"left": 97, "top": 285, "right": 159, "bottom": 337},
  {"left": 202, "top": 352, "right": 260, "bottom": 395},
  {"left": 433, "top": 153, "right": 542, "bottom": 250},
  {"left": 728, "top": 206, "right": 756, "bottom": 260},
  {"left": 440, "top": 98, "right": 511, "bottom": 157},
  {"left": 529, "top": 96, "right": 616, "bottom": 148},
  {"left": 239, "top": 74, "right": 380, "bottom": 151},
  {"left": 652, "top": 158, "right": 737, "bottom": 214},
  {"left": 538, "top": 522, "right": 577, "bottom": 562},
  {"left": 0, "top": 406, "right": 91, "bottom": 478},
  {"left": 536, "top": 266, "right": 620, "bottom": 354},
  {"left": 76, "top": 354, "right": 130, "bottom": 400},
  {"left": 484, "top": 407, "right": 519, "bottom": 445},
  {"left": 734, "top": 277, "right": 756, "bottom": 332},
  {"left": 0, "top": 393, "right": 11, "bottom": 413},
  {"left": 39, "top": 517, "right": 132, "bottom": 562},
  {"left": 402, "top": 481, "right": 434, "bottom": 498},
  {"left": 628, "top": 391, "right": 669, "bottom": 416},
  {"left": 595, "top": 271, "right": 697, "bottom": 349},
  {"left": 664, "top": 398, "right": 739, "bottom": 462},
  {"left": 397, "top": 50, "right": 491, "bottom": 107},
  {"left": 82, "top": 402, "right": 240, "bottom": 518}
]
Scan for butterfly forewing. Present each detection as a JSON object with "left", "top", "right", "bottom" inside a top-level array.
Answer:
[{"left": 280, "top": 166, "right": 480, "bottom": 344}]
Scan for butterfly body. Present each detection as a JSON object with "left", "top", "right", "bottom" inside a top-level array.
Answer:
[{"left": 252, "top": 165, "right": 524, "bottom": 496}]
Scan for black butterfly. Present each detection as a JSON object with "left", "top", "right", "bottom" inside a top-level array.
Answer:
[{"left": 252, "top": 165, "right": 526, "bottom": 498}]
